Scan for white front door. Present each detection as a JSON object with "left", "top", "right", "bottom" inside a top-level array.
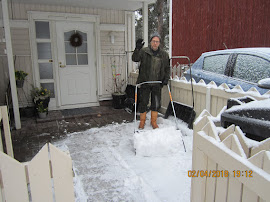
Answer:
[{"left": 56, "top": 21, "right": 97, "bottom": 106}]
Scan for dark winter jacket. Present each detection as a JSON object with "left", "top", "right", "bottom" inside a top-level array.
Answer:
[{"left": 132, "top": 46, "right": 170, "bottom": 84}]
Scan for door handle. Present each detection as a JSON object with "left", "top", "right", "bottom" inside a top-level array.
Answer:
[{"left": 59, "top": 62, "right": 66, "bottom": 68}]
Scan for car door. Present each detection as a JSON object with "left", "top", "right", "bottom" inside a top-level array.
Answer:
[
  {"left": 198, "top": 54, "right": 231, "bottom": 86},
  {"left": 229, "top": 54, "right": 270, "bottom": 93}
]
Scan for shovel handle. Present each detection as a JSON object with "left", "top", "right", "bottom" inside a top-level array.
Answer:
[{"left": 169, "top": 91, "right": 173, "bottom": 102}]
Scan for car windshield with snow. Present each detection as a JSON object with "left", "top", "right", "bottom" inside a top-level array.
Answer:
[{"left": 184, "top": 48, "right": 270, "bottom": 95}]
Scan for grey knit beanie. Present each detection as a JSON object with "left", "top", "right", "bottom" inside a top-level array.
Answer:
[{"left": 150, "top": 32, "right": 161, "bottom": 42}]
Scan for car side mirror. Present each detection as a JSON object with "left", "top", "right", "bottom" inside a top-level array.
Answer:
[{"left": 258, "top": 78, "right": 270, "bottom": 89}]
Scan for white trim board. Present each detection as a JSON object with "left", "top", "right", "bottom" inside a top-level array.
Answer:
[
  {"left": 0, "top": 20, "right": 29, "bottom": 28},
  {"left": 100, "top": 24, "right": 125, "bottom": 32}
]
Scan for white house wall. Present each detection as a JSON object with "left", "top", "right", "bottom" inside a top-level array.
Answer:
[{"left": 0, "top": 2, "right": 131, "bottom": 106}]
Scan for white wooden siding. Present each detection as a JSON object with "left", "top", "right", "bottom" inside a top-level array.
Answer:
[
  {"left": 100, "top": 31, "right": 126, "bottom": 99},
  {"left": 7, "top": 2, "right": 125, "bottom": 23}
]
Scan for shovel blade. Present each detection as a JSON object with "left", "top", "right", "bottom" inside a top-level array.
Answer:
[{"left": 165, "top": 101, "right": 196, "bottom": 129}]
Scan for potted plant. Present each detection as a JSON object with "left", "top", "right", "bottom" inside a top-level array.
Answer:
[
  {"left": 31, "top": 86, "right": 51, "bottom": 116},
  {"left": 36, "top": 101, "right": 48, "bottom": 119},
  {"left": 15, "top": 70, "right": 28, "bottom": 88},
  {"left": 111, "top": 73, "right": 127, "bottom": 109}
]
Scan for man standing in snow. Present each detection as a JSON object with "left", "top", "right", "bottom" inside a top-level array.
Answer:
[{"left": 132, "top": 32, "right": 170, "bottom": 129}]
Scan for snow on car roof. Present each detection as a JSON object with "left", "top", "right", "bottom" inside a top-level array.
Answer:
[
  {"left": 226, "top": 98, "right": 270, "bottom": 113},
  {"left": 202, "top": 47, "right": 270, "bottom": 58}
]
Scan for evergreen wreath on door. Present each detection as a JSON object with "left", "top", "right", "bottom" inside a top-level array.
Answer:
[{"left": 69, "top": 32, "right": 83, "bottom": 47}]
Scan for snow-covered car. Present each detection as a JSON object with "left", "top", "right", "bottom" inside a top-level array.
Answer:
[
  {"left": 184, "top": 48, "right": 270, "bottom": 95},
  {"left": 221, "top": 98, "right": 270, "bottom": 141}
]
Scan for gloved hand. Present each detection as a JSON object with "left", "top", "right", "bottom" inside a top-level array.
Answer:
[
  {"left": 135, "top": 38, "right": 145, "bottom": 50},
  {"left": 162, "top": 79, "right": 168, "bottom": 86}
]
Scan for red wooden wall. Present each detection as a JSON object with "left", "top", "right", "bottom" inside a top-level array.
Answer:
[{"left": 172, "top": 0, "right": 270, "bottom": 63}]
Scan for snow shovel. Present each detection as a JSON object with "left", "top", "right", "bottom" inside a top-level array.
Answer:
[
  {"left": 134, "top": 81, "right": 186, "bottom": 152},
  {"left": 165, "top": 56, "right": 196, "bottom": 129}
]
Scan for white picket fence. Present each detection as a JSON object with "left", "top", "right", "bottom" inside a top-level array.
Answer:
[
  {"left": 191, "top": 110, "right": 270, "bottom": 202},
  {"left": 129, "top": 72, "right": 270, "bottom": 117},
  {"left": 0, "top": 143, "right": 75, "bottom": 202},
  {"left": 0, "top": 106, "right": 13, "bottom": 157}
]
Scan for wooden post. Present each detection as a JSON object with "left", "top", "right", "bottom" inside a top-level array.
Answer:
[
  {"left": 2, "top": 0, "right": 21, "bottom": 129},
  {"left": 143, "top": 2, "right": 148, "bottom": 47},
  {"left": 1, "top": 106, "right": 14, "bottom": 157}
]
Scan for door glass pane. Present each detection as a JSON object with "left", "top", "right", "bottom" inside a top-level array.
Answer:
[
  {"left": 64, "top": 30, "right": 75, "bottom": 41},
  {"left": 77, "top": 31, "right": 87, "bottom": 41},
  {"left": 66, "top": 54, "right": 77, "bottom": 65},
  {"left": 41, "top": 83, "right": 55, "bottom": 98},
  {"left": 203, "top": 54, "right": 230, "bottom": 74},
  {"left": 77, "top": 43, "right": 87, "bottom": 53},
  {"left": 39, "top": 63, "right": 53, "bottom": 79},
  {"left": 234, "top": 54, "right": 270, "bottom": 83},
  {"left": 78, "top": 54, "right": 88, "bottom": 65},
  {"left": 65, "top": 42, "right": 76, "bottom": 53},
  {"left": 35, "top": 21, "right": 50, "bottom": 39},
  {"left": 64, "top": 30, "right": 88, "bottom": 65},
  {"left": 37, "top": 43, "right": 52, "bottom": 59}
]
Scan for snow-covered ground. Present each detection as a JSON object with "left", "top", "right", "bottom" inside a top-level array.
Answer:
[{"left": 54, "top": 112, "right": 193, "bottom": 202}]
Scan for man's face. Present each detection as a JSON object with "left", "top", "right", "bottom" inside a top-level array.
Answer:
[{"left": 150, "top": 36, "right": 160, "bottom": 51}]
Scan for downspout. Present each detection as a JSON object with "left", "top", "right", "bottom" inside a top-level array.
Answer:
[
  {"left": 1, "top": 0, "right": 21, "bottom": 129},
  {"left": 143, "top": 2, "right": 148, "bottom": 47}
]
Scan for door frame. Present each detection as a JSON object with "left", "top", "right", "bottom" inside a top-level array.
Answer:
[{"left": 29, "top": 11, "right": 101, "bottom": 110}]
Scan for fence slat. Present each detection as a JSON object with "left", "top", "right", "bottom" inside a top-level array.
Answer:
[
  {"left": 251, "top": 139, "right": 270, "bottom": 157},
  {"left": 227, "top": 176, "right": 242, "bottom": 202},
  {"left": 0, "top": 152, "right": 29, "bottom": 202},
  {"left": 205, "top": 158, "right": 217, "bottom": 202},
  {"left": 223, "top": 135, "right": 247, "bottom": 158},
  {"left": 28, "top": 143, "right": 54, "bottom": 202},
  {"left": 1, "top": 106, "right": 13, "bottom": 157},
  {"left": 190, "top": 148, "right": 207, "bottom": 202},
  {"left": 50, "top": 143, "right": 75, "bottom": 202},
  {"left": 215, "top": 165, "right": 228, "bottom": 202}
]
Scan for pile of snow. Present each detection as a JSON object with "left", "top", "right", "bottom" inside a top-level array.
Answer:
[{"left": 134, "top": 126, "right": 184, "bottom": 156}]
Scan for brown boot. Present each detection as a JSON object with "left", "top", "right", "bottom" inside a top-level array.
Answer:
[
  {"left": 151, "top": 111, "right": 159, "bottom": 129},
  {"left": 138, "top": 112, "right": 147, "bottom": 129}
]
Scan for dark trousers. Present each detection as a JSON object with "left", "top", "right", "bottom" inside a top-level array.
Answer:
[{"left": 138, "top": 84, "right": 161, "bottom": 113}]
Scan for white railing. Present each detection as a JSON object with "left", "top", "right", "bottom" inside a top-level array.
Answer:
[
  {"left": 0, "top": 106, "right": 13, "bottom": 157},
  {"left": 129, "top": 72, "right": 270, "bottom": 117},
  {"left": 0, "top": 143, "right": 75, "bottom": 202},
  {"left": 191, "top": 110, "right": 270, "bottom": 202}
]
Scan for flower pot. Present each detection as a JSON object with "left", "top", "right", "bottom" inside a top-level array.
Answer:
[
  {"left": 35, "top": 97, "right": 50, "bottom": 108},
  {"left": 16, "top": 80, "right": 24, "bottom": 88},
  {"left": 38, "top": 112, "right": 47, "bottom": 119},
  {"left": 112, "top": 93, "right": 126, "bottom": 109}
]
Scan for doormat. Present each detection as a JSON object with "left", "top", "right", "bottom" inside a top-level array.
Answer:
[{"left": 61, "top": 107, "right": 96, "bottom": 117}]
